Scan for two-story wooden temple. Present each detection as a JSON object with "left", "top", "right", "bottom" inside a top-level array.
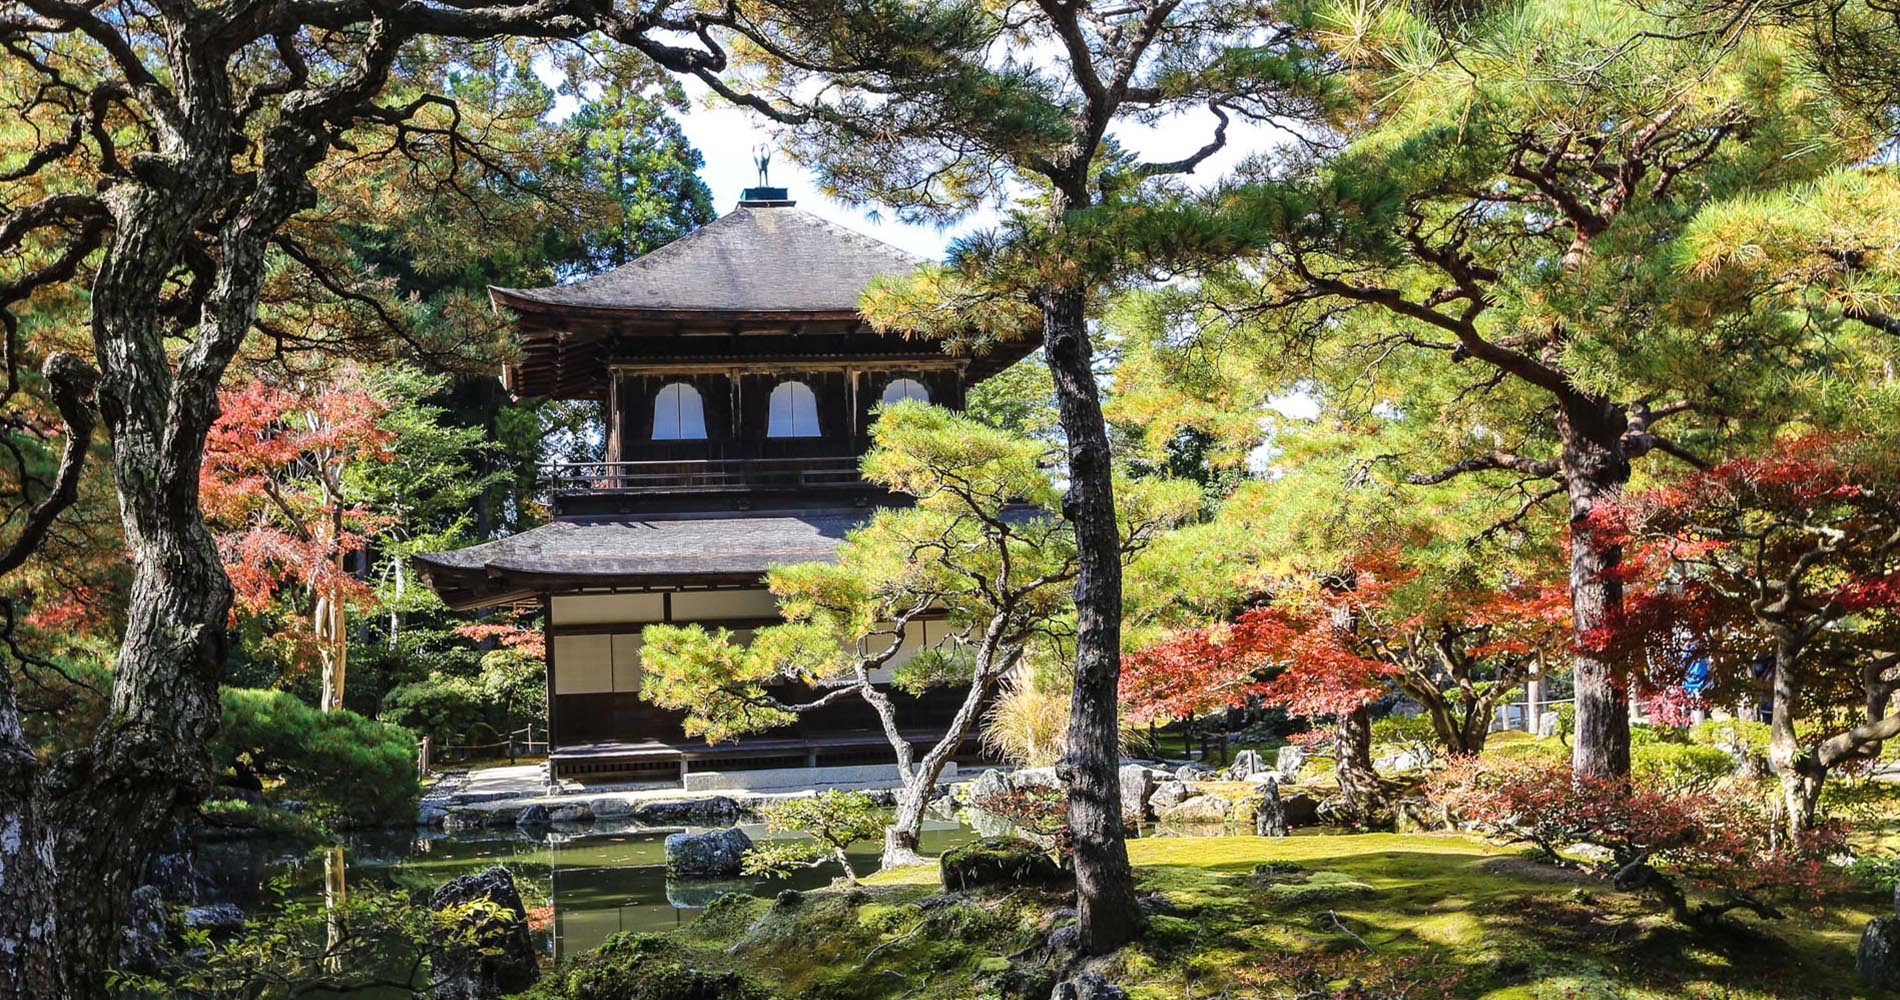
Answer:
[{"left": 414, "top": 186, "right": 1036, "bottom": 783}]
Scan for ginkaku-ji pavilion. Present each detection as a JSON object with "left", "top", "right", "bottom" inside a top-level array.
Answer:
[{"left": 414, "top": 184, "right": 1037, "bottom": 783}]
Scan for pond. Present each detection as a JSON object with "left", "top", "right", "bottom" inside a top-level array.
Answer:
[{"left": 198, "top": 815, "right": 981, "bottom": 963}]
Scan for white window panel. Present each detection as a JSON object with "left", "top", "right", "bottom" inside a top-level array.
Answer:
[
  {"left": 652, "top": 383, "right": 708, "bottom": 440},
  {"left": 767, "top": 381, "right": 820, "bottom": 437}
]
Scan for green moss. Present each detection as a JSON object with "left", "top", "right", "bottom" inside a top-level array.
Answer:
[
  {"left": 521, "top": 933, "right": 776, "bottom": 1000},
  {"left": 531, "top": 832, "right": 1887, "bottom": 1000}
]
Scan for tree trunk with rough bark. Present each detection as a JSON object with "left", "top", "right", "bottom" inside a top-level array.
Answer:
[
  {"left": 1041, "top": 279, "right": 1141, "bottom": 954},
  {"left": 1558, "top": 398, "right": 1634, "bottom": 782},
  {"left": 0, "top": 115, "right": 316, "bottom": 996},
  {"left": 1333, "top": 705, "right": 1381, "bottom": 827}
]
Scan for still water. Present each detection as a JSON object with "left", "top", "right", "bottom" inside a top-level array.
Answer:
[{"left": 198, "top": 817, "right": 979, "bottom": 962}]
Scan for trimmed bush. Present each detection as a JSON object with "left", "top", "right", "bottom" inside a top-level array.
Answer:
[
  {"left": 939, "top": 837, "right": 1064, "bottom": 891},
  {"left": 213, "top": 687, "right": 419, "bottom": 827}
]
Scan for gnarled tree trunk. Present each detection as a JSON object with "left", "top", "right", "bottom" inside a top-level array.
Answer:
[
  {"left": 1333, "top": 705, "right": 1381, "bottom": 827},
  {"left": 1041, "top": 279, "right": 1140, "bottom": 954}
]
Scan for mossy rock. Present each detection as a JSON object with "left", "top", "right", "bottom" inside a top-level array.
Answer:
[
  {"left": 939, "top": 837, "right": 1065, "bottom": 891},
  {"left": 1258, "top": 870, "right": 1378, "bottom": 906},
  {"left": 521, "top": 932, "right": 776, "bottom": 1000}
]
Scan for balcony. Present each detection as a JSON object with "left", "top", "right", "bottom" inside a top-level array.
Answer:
[{"left": 542, "top": 456, "right": 868, "bottom": 496}]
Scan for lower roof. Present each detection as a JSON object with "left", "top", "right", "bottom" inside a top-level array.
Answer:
[{"left": 414, "top": 508, "right": 870, "bottom": 609}]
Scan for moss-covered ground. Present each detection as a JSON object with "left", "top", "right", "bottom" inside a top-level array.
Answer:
[{"left": 526, "top": 831, "right": 1896, "bottom": 1000}]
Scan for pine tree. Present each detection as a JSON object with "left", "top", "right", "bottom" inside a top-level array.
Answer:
[
  {"left": 1120, "top": 0, "right": 1883, "bottom": 779},
  {"left": 671, "top": 0, "right": 1334, "bottom": 950}
]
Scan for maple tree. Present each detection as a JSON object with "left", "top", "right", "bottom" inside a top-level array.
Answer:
[
  {"left": 1428, "top": 753, "right": 1844, "bottom": 928},
  {"left": 1598, "top": 432, "right": 1900, "bottom": 835},
  {"left": 201, "top": 377, "right": 394, "bottom": 711},
  {"left": 1126, "top": 547, "right": 1569, "bottom": 823}
]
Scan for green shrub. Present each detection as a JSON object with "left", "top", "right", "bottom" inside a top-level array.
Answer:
[
  {"left": 1848, "top": 854, "right": 1900, "bottom": 894},
  {"left": 1371, "top": 714, "right": 1436, "bottom": 749},
  {"left": 378, "top": 674, "right": 485, "bottom": 746},
  {"left": 1690, "top": 717, "right": 1772, "bottom": 757},
  {"left": 1631, "top": 741, "right": 1735, "bottom": 792},
  {"left": 213, "top": 687, "right": 420, "bottom": 827},
  {"left": 1631, "top": 723, "right": 1691, "bottom": 746}
]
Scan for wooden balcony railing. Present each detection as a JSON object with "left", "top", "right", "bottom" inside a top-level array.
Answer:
[{"left": 542, "top": 456, "right": 867, "bottom": 494}]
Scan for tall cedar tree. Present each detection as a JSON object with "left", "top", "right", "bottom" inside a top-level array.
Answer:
[
  {"left": 1604, "top": 432, "right": 1900, "bottom": 837},
  {"left": 0, "top": 8, "right": 759, "bottom": 995},
  {"left": 639, "top": 404, "right": 1192, "bottom": 870},
  {"left": 674, "top": 0, "right": 1334, "bottom": 949},
  {"left": 1157, "top": 0, "right": 1880, "bottom": 779}
]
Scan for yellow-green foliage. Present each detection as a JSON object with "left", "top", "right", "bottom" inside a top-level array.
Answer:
[{"left": 639, "top": 404, "right": 1196, "bottom": 742}]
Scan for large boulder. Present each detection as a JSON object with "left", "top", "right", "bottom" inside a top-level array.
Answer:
[
  {"left": 967, "top": 768, "right": 1011, "bottom": 803},
  {"left": 1009, "top": 767, "right": 1063, "bottom": 791},
  {"left": 1157, "top": 794, "right": 1233, "bottom": 825},
  {"left": 1373, "top": 746, "right": 1433, "bottom": 774},
  {"left": 429, "top": 866, "right": 539, "bottom": 1000},
  {"left": 1862, "top": 914, "right": 1900, "bottom": 991},
  {"left": 1119, "top": 764, "right": 1155, "bottom": 821},
  {"left": 634, "top": 795, "right": 741, "bottom": 826},
  {"left": 665, "top": 826, "right": 754, "bottom": 877},
  {"left": 940, "top": 837, "right": 1065, "bottom": 891},
  {"left": 588, "top": 797, "right": 635, "bottom": 818},
  {"left": 1253, "top": 776, "right": 1288, "bottom": 837},
  {"left": 1149, "top": 779, "right": 1192, "bottom": 812},
  {"left": 515, "top": 804, "right": 550, "bottom": 827},
  {"left": 1274, "top": 745, "right": 1307, "bottom": 782},
  {"left": 549, "top": 802, "right": 593, "bottom": 824},
  {"left": 1224, "top": 749, "right": 1268, "bottom": 781},
  {"left": 182, "top": 903, "right": 246, "bottom": 932}
]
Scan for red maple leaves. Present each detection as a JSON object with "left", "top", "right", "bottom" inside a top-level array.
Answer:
[{"left": 200, "top": 377, "right": 395, "bottom": 677}]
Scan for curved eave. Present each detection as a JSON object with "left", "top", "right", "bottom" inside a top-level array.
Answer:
[
  {"left": 488, "top": 286, "right": 864, "bottom": 325},
  {"left": 412, "top": 554, "right": 771, "bottom": 611}
]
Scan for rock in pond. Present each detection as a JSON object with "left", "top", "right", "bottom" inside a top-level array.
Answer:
[
  {"left": 1158, "top": 794, "right": 1233, "bottom": 825},
  {"left": 588, "top": 796, "right": 635, "bottom": 818},
  {"left": 666, "top": 878, "right": 758, "bottom": 909},
  {"left": 1148, "top": 779, "right": 1192, "bottom": 812},
  {"left": 515, "top": 804, "right": 550, "bottom": 827},
  {"left": 548, "top": 802, "right": 592, "bottom": 824},
  {"left": 665, "top": 826, "right": 754, "bottom": 877},
  {"left": 940, "top": 837, "right": 1065, "bottom": 891},
  {"left": 634, "top": 795, "right": 741, "bottom": 826},
  {"left": 429, "top": 866, "right": 538, "bottom": 1000},
  {"left": 1253, "top": 776, "right": 1288, "bottom": 837},
  {"left": 1119, "top": 763, "right": 1155, "bottom": 821}
]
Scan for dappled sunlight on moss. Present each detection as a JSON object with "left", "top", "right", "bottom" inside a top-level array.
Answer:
[{"left": 523, "top": 832, "right": 1888, "bottom": 1000}]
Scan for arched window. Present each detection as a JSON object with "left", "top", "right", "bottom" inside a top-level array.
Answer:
[
  {"left": 767, "top": 381, "right": 821, "bottom": 438},
  {"left": 651, "top": 383, "right": 707, "bottom": 440},
  {"left": 880, "top": 378, "right": 930, "bottom": 406}
]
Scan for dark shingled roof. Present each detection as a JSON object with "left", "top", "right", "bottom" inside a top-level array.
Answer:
[
  {"left": 491, "top": 205, "right": 925, "bottom": 314},
  {"left": 412, "top": 509, "right": 869, "bottom": 608}
]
